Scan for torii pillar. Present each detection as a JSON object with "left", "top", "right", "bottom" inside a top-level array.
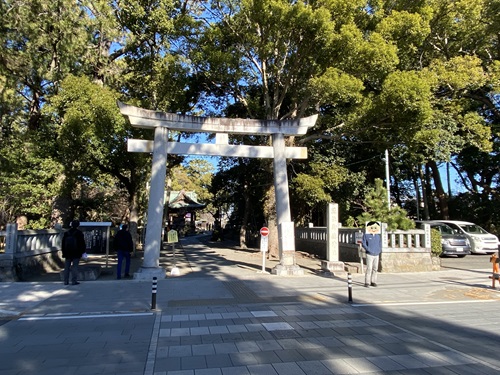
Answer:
[{"left": 118, "top": 102, "right": 317, "bottom": 279}]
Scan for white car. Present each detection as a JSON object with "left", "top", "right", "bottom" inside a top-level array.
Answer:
[{"left": 429, "top": 220, "right": 499, "bottom": 254}]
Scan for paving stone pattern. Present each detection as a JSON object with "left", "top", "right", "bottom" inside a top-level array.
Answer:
[{"left": 150, "top": 303, "right": 484, "bottom": 375}]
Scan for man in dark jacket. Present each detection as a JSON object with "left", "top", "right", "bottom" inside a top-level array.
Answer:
[
  {"left": 62, "top": 220, "right": 86, "bottom": 285},
  {"left": 114, "top": 224, "right": 134, "bottom": 279},
  {"left": 362, "top": 221, "right": 382, "bottom": 288}
]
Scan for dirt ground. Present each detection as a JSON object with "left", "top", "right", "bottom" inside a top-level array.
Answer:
[{"left": 24, "top": 235, "right": 326, "bottom": 282}]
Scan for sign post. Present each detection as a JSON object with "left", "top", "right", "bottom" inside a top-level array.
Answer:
[
  {"left": 167, "top": 229, "right": 180, "bottom": 276},
  {"left": 259, "top": 227, "right": 269, "bottom": 274},
  {"left": 355, "top": 231, "right": 364, "bottom": 274}
]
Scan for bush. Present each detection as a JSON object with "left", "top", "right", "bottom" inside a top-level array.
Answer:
[{"left": 430, "top": 228, "right": 443, "bottom": 257}]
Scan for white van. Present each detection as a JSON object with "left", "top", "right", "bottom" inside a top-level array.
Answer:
[{"left": 429, "top": 220, "right": 499, "bottom": 254}]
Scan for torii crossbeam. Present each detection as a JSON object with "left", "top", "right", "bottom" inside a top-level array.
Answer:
[{"left": 118, "top": 102, "right": 317, "bottom": 278}]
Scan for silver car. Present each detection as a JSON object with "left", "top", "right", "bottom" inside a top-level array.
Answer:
[
  {"left": 430, "top": 220, "right": 499, "bottom": 254},
  {"left": 417, "top": 221, "right": 471, "bottom": 257}
]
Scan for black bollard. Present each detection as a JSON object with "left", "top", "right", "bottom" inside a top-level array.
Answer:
[
  {"left": 347, "top": 273, "right": 353, "bottom": 303},
  {"left": 151, "top": 277, "right": 158, "bottom": 310}
]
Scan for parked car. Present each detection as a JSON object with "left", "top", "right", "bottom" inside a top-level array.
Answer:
[
  {"left": 428, "top": 220, "right": 499, "bottom": 254},
  {"left": 416, "top": 221, "right": 471, "bottom": 257}
]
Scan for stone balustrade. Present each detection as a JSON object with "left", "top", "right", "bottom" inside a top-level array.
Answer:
[
  {"left": 1, "top": 221, "right": 436, "bottom": 280},
  {"left": 0, "top": 222, "right": 112, "bottom": 281},
  {"left": 295, "top": 224, "right": 435, "bottom": 273},
  {"left": 0, "top": 224, "right": 64, "bottom": 281}
]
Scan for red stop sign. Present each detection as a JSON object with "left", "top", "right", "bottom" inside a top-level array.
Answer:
[{"left": 260, "top": 227, "right": 269, "bottom": 237}]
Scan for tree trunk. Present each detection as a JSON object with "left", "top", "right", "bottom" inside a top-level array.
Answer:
[
  {"left": 418, "top": 165, "right": 430, "bottom": 220},
  {"left": 446, "top": 162, "right": 452, "bottom": 198},
  {"left": 264, "top": 185, "right": 279, "bottom": 258},
  {"left": 51, "top": 194, "right": 73, "bottom": 227},
  {"left": 393, "top": 173, "right": 402, "bottom": 207},
  {"left": 427, "top": 160, "right": 449, "bottom": 219},
  {"left": 412, "top": 172, "right": 421, "bottom": 220},
  {"left": 129, "top": 193, "right": 140, "bottom": 253},
  {"left": 239, "top": 186, "right": 251, "bottom": 249}
]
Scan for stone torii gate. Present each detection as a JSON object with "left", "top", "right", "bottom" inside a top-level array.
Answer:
[{"left": 118, "top": 102, "right": 317, "bottom": 279}]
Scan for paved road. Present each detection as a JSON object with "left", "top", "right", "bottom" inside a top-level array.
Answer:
[
  {"left": 440, "top": 252, "right": 494, "bottom": 271},
  {"left": 1, "top": 235, "right": 499, "bottom": 375},
  {"left": 360, "top": 299, "right": 500, "bottom": 371}
]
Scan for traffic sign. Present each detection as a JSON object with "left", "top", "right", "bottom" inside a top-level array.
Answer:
[
  {"left": 260, "top": 235, "right": 268, "bottom": 253},
  {"left": 355, "top": 231, "right": 363, "bottom": 244},
  {"left": 260, "top": 227, "right": 269, "bottom": 237}
]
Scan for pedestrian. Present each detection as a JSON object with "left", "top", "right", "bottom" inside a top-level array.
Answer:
[
  {"left": 362, "top": 221, "right": 382, "bottom": 287},
  {"left": 115, "top": 224, "right": 134, "bottom": 279},
  {"left": 62, "top": 220, "right": 86, "bottom": 285}
]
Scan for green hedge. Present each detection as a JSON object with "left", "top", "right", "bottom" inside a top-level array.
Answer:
[{"left": 430, "top": 228, "right": 443, "bottom": 257}]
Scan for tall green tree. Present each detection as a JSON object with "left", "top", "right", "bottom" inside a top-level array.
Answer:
[
  {"left": 0, "top": 0, "right": 90, "bottom": 130},
  {"left": 193, "top": 0, "right": 353, "bottom": 254},
  {"left": 0, "top": 0, "right": 93, "bottom": 227},
  {"left": 357, "top": 179, "right": 414, "bottom": 230},
  {"left": 47, "top": 75, "right": 152, "bottom": 235}
]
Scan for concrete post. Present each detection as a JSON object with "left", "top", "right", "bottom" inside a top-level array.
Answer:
[
  {"left": 271, "top": 133, "right": 302, "bottom": 275},
  {"left": 423, "top": 223, "right": 431, "bottom": 248},
  {"left": 326, "top": 203, "right": 339, "bottom": 261},
  {"left": 381, "top": 222, "right": 388, "bottom": 248},
  {"left": 5, "top": 223, "right": 17, "bottom": 255},
  {"left": 321, "top": 203, "right": 345, "bottom": 276},
  {"left": 272, "top": 133, "right": 292, "bottom": 227},
  {"left": 134, "top": 127, "right": 168, "bottom": 280}
]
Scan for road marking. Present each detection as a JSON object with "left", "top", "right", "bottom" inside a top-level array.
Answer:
[
  {"left": 19, "top": 312, "right": 153, "bottom": 321},
  {"left": 0, "top": 309, "right": 21, "bottom": 316}
]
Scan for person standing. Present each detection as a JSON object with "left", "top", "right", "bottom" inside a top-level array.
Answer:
[
  {"left": 362, "top": 221, "right": 382, "bottom": 287},
  {"left": 115, "top": 224, "right": 134, "bottom": 279},
  {"left": 62, "top": 220, "right": 86, "bottom": 285}
]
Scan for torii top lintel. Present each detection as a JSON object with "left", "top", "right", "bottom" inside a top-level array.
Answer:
[{"left": 118, "top": 101, "right": 317, "bottom": 136}]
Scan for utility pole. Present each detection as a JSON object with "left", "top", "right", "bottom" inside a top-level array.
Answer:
[{"left": 385, "top": 149, "right": 390, "bottom": 210}]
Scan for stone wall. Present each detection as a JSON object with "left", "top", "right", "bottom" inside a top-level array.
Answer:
[
  {"left": 0, "top": 250, "right": 64, "bottom": 281},
  {"left": 339, "top": 244, "right": 361, "bottom": 263},
  {"left": 338, "top": 245, "right": 435, "bottom": 273},
  {"left": 380, "top": 249, "right": 434, "bottom": 273},
  {"left": 0, "top": 255, "right": 16, "bottom": 281},
  {"left": 295, "top": 237, "right": 326, "bottom": 258}
]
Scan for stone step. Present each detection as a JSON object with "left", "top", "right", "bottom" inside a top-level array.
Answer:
[
  {"left": 59, "top": 265, "right": 101, "bottom": 281},
  {"left": 344, "top": 262, "right": 363, "bottom": 274}
]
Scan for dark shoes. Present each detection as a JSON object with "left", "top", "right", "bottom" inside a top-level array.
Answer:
[
  {"left": 64, "top": 282, "right": 69, "bottom": 285},
  {"left": 371, "top": 283, "right": 378, "bottom": 287},
  {"left": 364, "top": 283, "right": 369, "bottom": 288},
  {"left": 125, "top": 274, "right": 131, "bottom": 278},
  {"left": 71, "top": 281, "right": 80, "bottom": 285},
  {"left": 364, "top": 283, "right": 378, "bottom": 287}
]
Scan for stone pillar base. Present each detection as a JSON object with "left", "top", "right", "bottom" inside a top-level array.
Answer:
[
  {"left": 271, "top": 264, "right": 304, "bottom": 276},
  {"left": 133, "top": 266, "right": 166, "bottom": 280},
  {"left": 321, "top": 260, "right": 346, "bottom": 277}
]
